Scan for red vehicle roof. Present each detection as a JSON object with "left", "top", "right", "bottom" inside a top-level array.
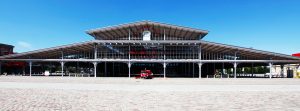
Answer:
[{"left": 292, "top": 53, "right": 300, "bottom": 57}]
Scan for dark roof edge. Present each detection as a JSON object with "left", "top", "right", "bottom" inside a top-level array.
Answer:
[{"left": 0, "top": 43, "right": 14, "bottom": 48}]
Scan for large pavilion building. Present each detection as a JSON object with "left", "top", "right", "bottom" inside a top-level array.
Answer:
[{"left": 0, "top": 21, "right": 300, "bottom": 78}]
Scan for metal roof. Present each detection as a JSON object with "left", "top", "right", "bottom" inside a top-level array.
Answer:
[
  {"left": 86, "top": 21, "right": 209, "bottom": 40},
  {"left": 0, "top": 40, "right": 299, "bottom": 61},
  {"left": 0, "top": 40, "right": 95, "bottom": 59},
  {"left": 200, "top": 40, "right": 300, "bottom": 60}
]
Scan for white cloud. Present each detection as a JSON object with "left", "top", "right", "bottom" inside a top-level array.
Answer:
[{"left": 17, "top": 41, "right": 33, "bottom": 51}]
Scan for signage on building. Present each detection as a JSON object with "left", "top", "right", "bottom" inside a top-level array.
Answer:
[{"left": 142, "top": 31, "right": 151, "bottom": 41}]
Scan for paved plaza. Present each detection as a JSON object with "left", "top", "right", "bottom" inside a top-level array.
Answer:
[{"left": 0, "top": 76, "right": 300, "bottom": 111}]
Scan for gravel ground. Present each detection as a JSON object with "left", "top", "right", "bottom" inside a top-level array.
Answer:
[{"left": 0, "top": 76, "right": 300, "bottom": 111}]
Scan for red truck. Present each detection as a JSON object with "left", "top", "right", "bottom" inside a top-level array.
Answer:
[{"left": 136, "top": 69, "right": 153, "bottom": 79}]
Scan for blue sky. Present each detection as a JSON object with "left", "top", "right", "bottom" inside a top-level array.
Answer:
[{"left": 0, "top": 0, "right": 299, "bottom": 54}]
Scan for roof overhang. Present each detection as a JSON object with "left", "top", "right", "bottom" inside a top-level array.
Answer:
[
  {"left": 1, "top": 40, "right": 299, "bottom": 61},
  {"left": 86, "top": 21, "right": 209, "bottom": 40}
]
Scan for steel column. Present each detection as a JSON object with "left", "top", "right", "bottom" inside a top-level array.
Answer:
[
  {"left": 199, "top": 43, "right": 202, "bottom": 60},
  {"left": 128, "top": 42, "right": 131, "bottom": 78},
  {"left": 29, "top": 61, "right": 32, "bottom": 76},
  {"left": 129, "top": 45, "right": 131, "bottom": 60},
  {"left": 163, "top": 62, "right": 166, "bottom": 78},
  {"left": 94, "top": 43, "right": 98, "bottom": 59},
  {"left": 234, "top": 62, "right": 237, "bottom": 78},
  {"left": 198, "top": 43, "right": 202, "bottom": 78},
  {"left": 251, "top": 63, "right": 254, "bottom": 77},
  {"left": 163, "top": 43, "right": 166, "bottom": 78},
  {"left": 221, "top": 63, "right": 225, "bottom": 78},
  {"left": 75, "top": 62, "right": 79, "bottom": 77},
  {"left": 61, "top": 50, "right": 64, "bottom": 77},
  {"left": 163, "top": 29, "right": 166, "bottom": 40},
  {"left": 93, "top": 43, "right": 98, "bottom": 78},
  {"left": 128, "top": 62, "right": 131, "bottom": 78},
  {"left": 198, "top": 63, "right": 202, "bottom": 78},
  {"left": 269, "top": 63, "right": 273, "bottom": 78},
  {"left": 93, "top": 62, "right": 97, "bottom": 77},
  {"left": 128, "top": 29, "right": 131, "bottom": 40},
  {"left": 234, "top": 51, "right": 238, "bottom": 78},
  {"left": 287, "top": 64, "right": 291, "bottom": 78},
  {"left": 280, "top": 65, "right": 284, "bottom": 78},
  {"left": 61, "top": 62, "right": 64, "bottom": 77},
  {"left": 234, "top": 52, "right": 238, "bottom": 60},
  {"left": 104, "top": 62, "right": 107, "bottom": 76},
  {"left": 163, "top": 44, "right": 166, "bottom": 60}
]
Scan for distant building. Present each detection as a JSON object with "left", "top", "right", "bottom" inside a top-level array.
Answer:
[
  {"left": 292, "top": 53, "right": 300, "bottom": 58},
  {"left": 0, "top": 43, "right": 14, "bottom": 56},
  {"left": 271, "top": 53, "right": 300, "bottom": 78},
  {"left": 0, "top": 43, "right": 26, "bottom": 75}
]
